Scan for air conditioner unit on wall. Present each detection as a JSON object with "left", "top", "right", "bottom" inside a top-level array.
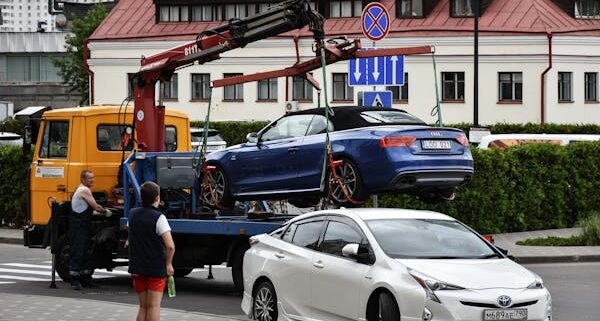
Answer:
[{"left": 284, "top": 100, "right": 300, "bottom": 113}]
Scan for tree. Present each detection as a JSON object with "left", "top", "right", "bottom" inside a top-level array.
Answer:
[{"left": 53, "top": 4, "right": 107, "bottom": 105}]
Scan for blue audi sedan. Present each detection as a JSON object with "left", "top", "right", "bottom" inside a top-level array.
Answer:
[{"left": 203, "top": 106, "right": 473, "bottom": 208}]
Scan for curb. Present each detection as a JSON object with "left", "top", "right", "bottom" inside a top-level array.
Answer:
[
  {"left": 515, "top": 254, "right": 600, "bottom": 264},
  {"left": 0, "top": 237, "right": 22, "bottom": 245}
]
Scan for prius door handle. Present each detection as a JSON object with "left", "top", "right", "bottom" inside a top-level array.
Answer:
[
  {"left": 313, "top": 261, "right": 324, "bottom": 269},
  {"left": 274, "top": 253, "right": 285, "bottom": 259}
]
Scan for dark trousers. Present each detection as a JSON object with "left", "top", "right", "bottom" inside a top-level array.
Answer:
[{"left": 69, "top": 212, "right": 93, "bottom": 281}]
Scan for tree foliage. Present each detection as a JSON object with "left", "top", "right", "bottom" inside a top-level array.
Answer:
[{"left": 53, "top": 3, "right": 107, "bottom": 105}]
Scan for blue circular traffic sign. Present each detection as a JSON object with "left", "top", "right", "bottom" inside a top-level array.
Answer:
[{"left": 361, "top": 3, "right": 390, "bottom": 42}]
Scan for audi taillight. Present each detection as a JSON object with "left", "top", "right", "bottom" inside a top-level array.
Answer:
[
  {"left": 379, "top": 135, "right": 417, "bottom": 148},
  {"left": 455, "top": 134, "right": 470, "bottom": 147}
]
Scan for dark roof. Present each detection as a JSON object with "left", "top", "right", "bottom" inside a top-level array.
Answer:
[
  {"left": 89, "top": 0, "right": 600, "bottom": 42},
  {"left": 289, "top": 106, "right": 425, "bottom": 131}
]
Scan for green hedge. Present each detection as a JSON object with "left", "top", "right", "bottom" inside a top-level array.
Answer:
[
  {"left": 0, "top": 146, "right": 31, "bottom": 226},
  {"left": 378, "top": 142, "right": 600, "bottom": 234},
  {"left": 190, "top": 121, "right": 269, "bottom": 146}
]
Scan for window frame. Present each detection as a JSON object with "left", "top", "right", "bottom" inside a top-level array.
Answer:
[
  {"left": 497, "top": 72, "right": 523, "bottom": 103},
  {"left": 575, "top": 0, "right": 600, "bottom": 19},
  {"left": 450, "top": 0, "right": 473, "bottom": 17},
  {"left": 441, "top": 71, "right": 465, "bottom": 102},
  {"left": 387, "top": 72, "right": 409, "bottom": 103},
  {"left": 558, "top": 72, "right": 573, "bottom": 102},
  {"left": 223, "top": 73, "right": 244, "bottom": 102},
  {"left": 396, "top": 0, "right": 424, "bottom": 18},
  {"left": 191, "top": 73, "right": 211, "bottom": 101},
  {"left": 38, "top": 121, "right": 69, "bottom": 159},
  {"left": 332, "top": 72, "right": 354, "bottom": 102},
  {"left": 257, "top": 78, "right": 278, "bottom": 102},
  {"left": 328, "top": 0, "right": 364, "bottom": 18},
  {"left": 160, "top": 73, "right": 178, "bottom": 101},
  {"left": 584, "top": 72, "right": 598, "bottom": 102},
  {"left": 292, "top": 75, "right": 314, "bottom": 102},
  {"left": 281, "top": 216, "right": 327, "bottom": 251},
  {"left": 96, "top": 124, "right": 134, "bottom": 152}
]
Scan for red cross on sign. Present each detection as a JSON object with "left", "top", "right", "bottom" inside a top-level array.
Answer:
[{"left": 361, "top": 3, "right": 390, "bottom": 42}]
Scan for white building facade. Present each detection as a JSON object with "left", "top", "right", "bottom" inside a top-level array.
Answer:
[{"left": 88, "top": 0, "right": 600, "bottom": 124}]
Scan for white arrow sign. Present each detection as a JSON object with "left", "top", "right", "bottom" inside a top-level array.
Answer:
[
  {"left": 372, "top": 57, "right": 380, "bottom": 81},
  {"left": 353, "top": 59, "right": 362, "bottom": 82}
]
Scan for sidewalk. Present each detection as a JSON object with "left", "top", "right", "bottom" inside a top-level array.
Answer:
[{"left": 0, "top": 293, "right": 242, "bottom": 321}]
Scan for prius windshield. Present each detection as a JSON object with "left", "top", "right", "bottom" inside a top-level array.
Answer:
[{"left": 366, "top": 219, "right": 498, "bottom": 259}]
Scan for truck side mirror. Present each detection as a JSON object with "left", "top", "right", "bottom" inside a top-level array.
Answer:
[{"left": 23, "top": 125, "right": 32, "bottom": 152}]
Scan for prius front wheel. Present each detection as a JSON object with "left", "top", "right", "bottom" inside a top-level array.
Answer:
[{"left": 253, "top": 281, "right": 278, "bottom": 321}]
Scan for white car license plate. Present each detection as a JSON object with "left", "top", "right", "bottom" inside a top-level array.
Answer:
[
  {"left": 421, "top": 140, "right": 452, "bottom": 150},
  {"left": 483, "top": 308, "right": 528, "bottom": 321}
]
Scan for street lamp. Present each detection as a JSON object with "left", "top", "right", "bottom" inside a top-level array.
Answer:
[{"left": 473, "top": 0, "right": 479, "bottom": 127}]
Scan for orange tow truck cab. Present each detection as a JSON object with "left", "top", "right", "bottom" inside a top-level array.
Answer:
[{"left": 28, "top": 105, "right": 191, "bottom": 226}]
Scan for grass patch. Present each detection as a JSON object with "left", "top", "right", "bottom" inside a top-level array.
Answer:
[{"left": 516, "top": 212, "right": 600, "bottom": 246}]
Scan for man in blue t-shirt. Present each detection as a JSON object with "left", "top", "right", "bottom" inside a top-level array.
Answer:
[{"left": 128, "top": 181, "right": 175, "bottom": 321}]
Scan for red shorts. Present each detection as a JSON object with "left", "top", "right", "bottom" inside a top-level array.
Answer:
[{"left": 132, "top": 275, "right": 166, "bottom": 293}]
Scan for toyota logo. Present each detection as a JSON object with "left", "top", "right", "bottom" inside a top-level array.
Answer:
[{"left": 497, "top": 295, "right": 512, "bottom": 307}]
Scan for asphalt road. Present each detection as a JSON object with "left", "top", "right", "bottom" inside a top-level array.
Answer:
[{"left": 1, "top": 243, "right": 599, "bottom": 320}]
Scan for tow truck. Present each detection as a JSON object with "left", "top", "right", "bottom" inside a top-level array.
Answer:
[{"left": 23, "top": 0, "right": 434, "bottom": 291}]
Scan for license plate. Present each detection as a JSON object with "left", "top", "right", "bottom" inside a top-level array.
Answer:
[
  {"left": 483, "top": 308, "right": 528, "bottom": 321},
  {"left": 421, "top": 140, "right": 452, "bottom": 150}
]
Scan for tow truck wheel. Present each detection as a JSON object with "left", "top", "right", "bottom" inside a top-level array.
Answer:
[
  {"left": 231, "top": 241, "right": 250, "bottom": 293},
  {"left": 201, "top": 165, "right": 234, "bottom": 209},
  {"left": 55, "top": 235, "right": 71, "bottom": 282}
]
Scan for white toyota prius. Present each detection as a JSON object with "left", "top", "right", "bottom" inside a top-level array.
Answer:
[{"left": 241, "top": 208, "right": 552, "bottom": 321}]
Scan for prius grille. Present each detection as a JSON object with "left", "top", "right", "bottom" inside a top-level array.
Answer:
[{"left": 460, "top": 300, "right": 538, "bottom": 308}]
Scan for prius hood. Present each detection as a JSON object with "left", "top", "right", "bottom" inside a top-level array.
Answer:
[{"left": 398, "top": 258, "right": 536, "bottom": 290}]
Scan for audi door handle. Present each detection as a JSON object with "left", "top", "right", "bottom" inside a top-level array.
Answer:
[
  {"left": 313, "top": 261, "right": 324, "bottom": 269},
  {"left": 274, "top": 253, "right": 285, "bottom": 259},
  {"left": 288, "top": 147, "right": 299, "bottom": 153}
]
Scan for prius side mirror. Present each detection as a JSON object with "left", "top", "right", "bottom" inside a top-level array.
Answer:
[
  {"left": 342, "top": 243, "right": 359, "bottom": 257},
  {"left": 246, "top": 132, "right": 258, "bottom": 143}
]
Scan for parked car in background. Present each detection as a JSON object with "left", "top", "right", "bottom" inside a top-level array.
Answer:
[
  {"left": 0, "top": 132, "right": 22, "bottom": 147},
  {"left": 203, "top": 106, "right": 473, "bottom": 207},
  {"left": 190, "top": 128, "right": 227, "bottom": 153},
  {"left": 478, "top": 133, "right": 600, "bottom": 150},
  {"left": 242, "top": 208, "right": 552, "bottom": 321}
]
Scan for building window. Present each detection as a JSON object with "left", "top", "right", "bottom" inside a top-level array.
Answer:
[
  {"left": 558, "top": 72, "right": 572, "bottom": 102},
  {"left": 3, "top": 55, "right": 63, "bottom": 82},
  {"left": 191, "top": 73, "right": 210, "bottom": 100},
  {"left": 387, "top": 73, "right": 409, "bottom": 102},
  {"left": 397, "top": 0, "right": 423, "bottom": 17},
  {"left": 329, "top": 0, "right": 362, "bottom": 18},
  {"left": 160, "top": 74, "right": 178, "bottom": 100},
  {"left": 585, "top": 72, "right": 597, "bottom": 102},
  {"left": 332, "top": 73, "right": 353, "bottom": 101},
  {"left": 575, "top": 0, "right": 600, "bottom": 19},
  {"left": 192, "top": 5, "right": 213, "bottom": 21},
  {"left": 292, "top": 76, "right": 313, "bottom": 101},
  {"left": 451, "top": 0, "right": 473, "bottom": 17},
  {"left": 223, "top": 73, "right": 243, "bottom": 101},
  {"left": 158, "top": 5, "right": 189, "bottom": 22},
  {"left": 224, "top": 4, "right": 247, "bottom": 19},
  {"left": 257, "top": 78, "right": 278, "bottom": 101},
  {"left": 442, "top": 72, "right": 465, "bottom": 101},
  {"left": 498, "top": 72, "right": 522, "bottom": 102}
]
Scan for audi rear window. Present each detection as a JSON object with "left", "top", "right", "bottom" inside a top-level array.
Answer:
[{"left": 360, "top": 111, "right": 425, "bottom": 125}]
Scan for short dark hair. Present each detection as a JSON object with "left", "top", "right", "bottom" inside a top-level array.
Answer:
[
  {"left": 141, "top": 181, "right": 160, "bottom": 207},
  {"left": 80, "top": 169, "right": 92, "bottom": 181}
]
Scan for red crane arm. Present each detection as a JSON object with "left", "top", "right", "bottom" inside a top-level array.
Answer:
[{"left": 132, "top": 0, "right": 324, "bottom": 152}]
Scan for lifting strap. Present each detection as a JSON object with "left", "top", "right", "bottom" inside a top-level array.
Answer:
[
  {"left": 430, "top": 49, "right": 443, "bottom": 127},
  {"left": 318, "top": 46, "right": 365, "bottom": 207}
]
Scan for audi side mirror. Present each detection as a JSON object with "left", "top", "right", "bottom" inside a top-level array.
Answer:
[{"left": 246, "top": 132, "right": 258, "bottom": 143}]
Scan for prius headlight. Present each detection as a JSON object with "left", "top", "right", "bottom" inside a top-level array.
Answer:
[
  {"left": 527, "top": 276, "right": 545, "bottom": 289},
  {"left": 408, "top": 268, "right": 464, "bottom": 303}
]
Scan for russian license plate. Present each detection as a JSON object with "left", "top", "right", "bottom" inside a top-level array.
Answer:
[
  {"left": 483, "top": 308, "right": 528, "bottom": 321},
  {"left": 421, "top": 140, "right": 452, "bottom": 150}
]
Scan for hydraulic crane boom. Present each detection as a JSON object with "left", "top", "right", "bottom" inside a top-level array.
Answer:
[{"left": 132, "top": 0, "right": 324, "bottom": 152}]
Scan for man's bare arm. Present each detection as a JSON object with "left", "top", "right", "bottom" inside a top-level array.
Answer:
[
  {"left": 161, "top": 231, "right": 175, "bottom": 276},
  {"left": 81, "top": 188, "right": 105, "bottom": 213}
]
